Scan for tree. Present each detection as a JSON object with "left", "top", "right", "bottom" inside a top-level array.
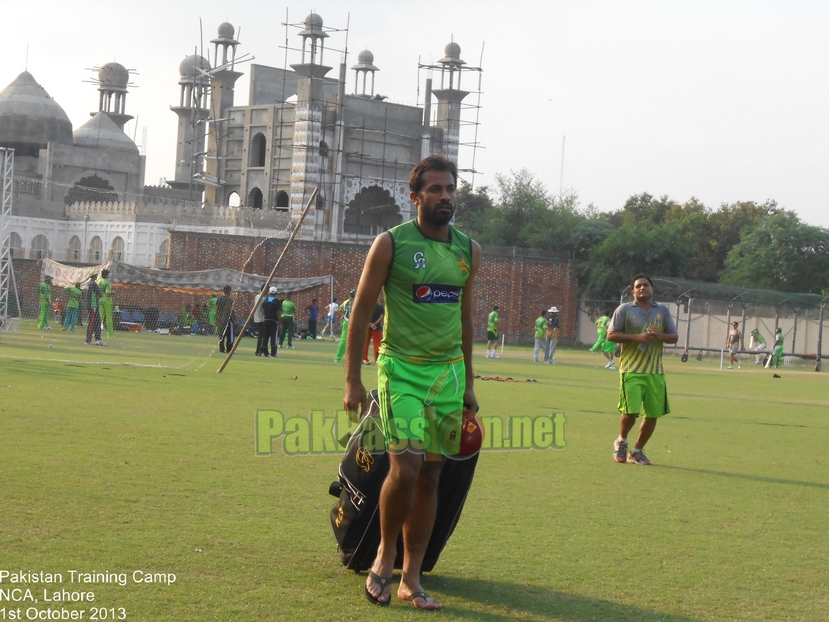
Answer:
[
  {"left": 581, "top": 222, "right": 689, "bottom": 312},
  {"left": 484, "top": 170, "right": 555, "bottom": 249},
  {"left": 605, "top": 193, "right": 679, "bottom": 228},
  {"left": 454, "top": 183, "right": 494, "bottom": 240},
  {"left": 708, "top": 200, "right": 782, "bottom": 279},
  {"left": 721, "top": 212, "right": 829, "bottom": 294}
]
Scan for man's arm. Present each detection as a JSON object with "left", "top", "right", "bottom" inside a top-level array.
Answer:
[
  {"left": 343, "top": 234, "right": 392, "bottom": 420},
  {"left": 461, "top": 241, "right": 482, "bottom": 412}
]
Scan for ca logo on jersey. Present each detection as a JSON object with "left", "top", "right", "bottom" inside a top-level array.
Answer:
[{"left": 413, "top": 251, "right": 426, "bottom": 270}]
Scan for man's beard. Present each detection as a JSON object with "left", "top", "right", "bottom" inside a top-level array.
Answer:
[{"left": 422, "top": 202, "right": 455, "bottom": 227}]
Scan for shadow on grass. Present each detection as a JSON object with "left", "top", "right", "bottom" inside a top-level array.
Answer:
[
  {"left": 657, "top": 464, "right": 829, "bottom": 490},
  {"left": 428, "top": 576, "right": 698, "bottom": 621}
]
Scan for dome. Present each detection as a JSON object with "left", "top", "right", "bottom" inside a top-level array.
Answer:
[
  {"left": 217, "top": 22, "right": 235, "bottom": 39},
  {"left": 439, "top": 42, "right": 465, "bottom": 65},
  {"left": 299, "top": 12, "right": 328, "bottom": 38},
  {"left": 351, "top": 49, "right": 379, "bottom": 72},
  {"left": 0, "top": 71, "right": 73, "bottom": 153},
  {"left": 73, "top": 112, "right": 139, "bottom": 154},
  {"left": 98, "top": 62, "right": 130, "bottom": 90},
  {"left": 179, "top": 54, "right": 211, "bottom": 82}
]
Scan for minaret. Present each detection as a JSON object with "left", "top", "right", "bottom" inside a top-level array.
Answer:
[
  {"left": 169, "top": 54, "right": 210, "bottom": 198},
  {"left": 431, "top": 42, "right": 469, "bottom": 163},
  {"left": 290, "top": 12, "right": 332, "bottom": 235},
  {"left": 93, "top": 62, "right": 133, "bottom": 131},
  {"left": 204, "top": 22, "right": 242, "bottom": 206},
  {"left": 352, "top": 50, "right": 379, "bottom": 97}
]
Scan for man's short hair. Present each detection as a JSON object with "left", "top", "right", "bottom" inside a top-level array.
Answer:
[
  {"left": 409, "top": 155, "right": 458, "bottom": 195},
  {"left": 223, "top": 286, "right": 231, "bottom": 295},
  {"left": 101, "top": 269, "right": 110, "bottom": 278},
  {"left": 630, "top": 273, "right": 653, "bottom": 289}
]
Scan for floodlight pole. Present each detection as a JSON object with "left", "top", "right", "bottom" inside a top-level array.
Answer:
[{"left": 217, "top": 187, "right": 318, "bottom": 373}]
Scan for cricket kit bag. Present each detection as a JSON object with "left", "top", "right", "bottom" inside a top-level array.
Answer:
[{"left": 328, "top": 389, "right": 479, "bottom": 572}]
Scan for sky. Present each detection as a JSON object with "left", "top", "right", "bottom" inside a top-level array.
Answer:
[{"left": 4, "top": 0, "right": 828, "bottom": 227}]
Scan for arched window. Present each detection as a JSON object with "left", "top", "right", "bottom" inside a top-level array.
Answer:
[
  {"left": 275, "top": 190, "right": 289, "bottom": 209},
  {"left": 89, "top": 236, "right": 103, "bottom": 263},
  {"left": 68, "top": 236, "right": 82, "bottom": 262},
  {"left": 344, "top": 186, "right": 402, "bottom": 235},
  {"left": 157, "top": 239, "right": 169, "bottom": 268},
  {"left": 228, "top": 192, "right": 241, "bottom": 207},
  {"left": 247, "top": 187, "right": 263, "bottom": 210},
  {"left": 65, "top": 175, "right": 118, "bottom": 205},
  {"left": 249, "top": 133, "right": 267, "bottom": 167},
  {"left": 31, "top": 234, "right": 50, "bottom": 260},
  {"left": 111, "top": 236, "right": 125, "bottom": 262},
  {"left": 8, "top": 232, "right": 23, "bottom": 258}
]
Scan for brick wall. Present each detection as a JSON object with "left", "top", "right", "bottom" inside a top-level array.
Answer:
[
  {"left": 169, "top": 232, "right": 578, "bottom": 343},
  {"left": 12, "top": 236, "right": 577, "bottom": 344}
]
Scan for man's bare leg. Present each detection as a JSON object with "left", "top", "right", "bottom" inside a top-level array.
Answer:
[
  {"left": 365, "top": 451, "right": 426, "bottom": 604},
  {"left": 397, "top": 459, "right": 444, "bottom": 610},
  {"left": 619, "top": 414, "right": 657, "bottom": 450},
  {"left": 619, "top": 413, "right": 637, "bottom": 439},
  {"left": 635, "top": 417, "right": 657, "bottom": 450}
]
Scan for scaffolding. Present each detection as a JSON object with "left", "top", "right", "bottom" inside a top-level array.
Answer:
[{"left": 0, "top": 148, "right": 21, "bottom": 333}]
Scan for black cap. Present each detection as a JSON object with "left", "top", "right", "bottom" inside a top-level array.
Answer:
[{"left": 350, "top": 289, "right": 357, "bottom": 295}]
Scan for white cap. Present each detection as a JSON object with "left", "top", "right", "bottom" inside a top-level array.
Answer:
[
  {"left": 269, "top": 286, "right": 277, "bottom": 294},
  {"left": 548, "top": 306, "right": 559, "bottom": 313}
]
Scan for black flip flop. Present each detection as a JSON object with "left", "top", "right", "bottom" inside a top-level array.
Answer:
[
  {"left": 406, "top": 591, "right": 442, "bottom": 610},
  {"left": 364, "top": 570, "right": 392, "bottom": 606}
]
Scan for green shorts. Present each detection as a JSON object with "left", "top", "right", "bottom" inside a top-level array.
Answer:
[
  {"left": 618, "top": 373, "right": 669, "bottom": 419},
  {"left": 377, "top": 354, "right": 465, "bottom": 455}
]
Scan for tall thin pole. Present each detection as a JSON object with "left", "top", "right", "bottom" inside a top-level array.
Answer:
[
  {"left": 559, "top": 135, "right": 565, "bottom": 195},
  {"left": 217, "top": 187, "right": 318, "bottom": 372}
]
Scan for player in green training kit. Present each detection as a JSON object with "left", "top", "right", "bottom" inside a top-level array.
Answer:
[
  {"left": 62, "top": 282, "right": 83, "bottom": 331},
  {"left": 333, "top": 290, "right": 355, "bottom": 361},
  {"left": 98, "top": 269, "right": 114, "bottom": 339},
  {"left": 279, "top": 293, "right": 297, "bottom": 349},
  {"left": 533, "top": 309, "right": 547, "bottom": 362},
  {"left": 591, "top": 313, "right": 615, "bottom": 369},
  {"left": 37, "top": 275, "right": 52, "bottom": 330},
  {"left": 607, "top": 274, "right": 678, "bottom": 465},
  {"left": 486, "top": 305, "right": 499, "bottom": 358},
  {"left": 344, "top": 155, "right": 481, "bottom": 610},
  {"left": 766, "top": 327, "right": 784, "bottom": 368}
]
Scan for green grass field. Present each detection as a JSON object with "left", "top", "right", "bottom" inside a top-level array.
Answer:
[{"left": 1, "top": 323, "right": 827, "bottom": 621}]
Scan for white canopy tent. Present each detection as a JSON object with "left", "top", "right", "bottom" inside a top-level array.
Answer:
[{"left": 41, "top": 259, "right": 332, "bottom": 294}]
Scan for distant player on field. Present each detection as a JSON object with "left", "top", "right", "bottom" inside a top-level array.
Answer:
[
  {"left": 485, "top": 305, "right": 499, "bottom": 359},
  {"left": 607, "top": 274, "right": 678, "bottom": 465},
  {"left": 591, "top": 312, "right": 616, "bottom": 369}
]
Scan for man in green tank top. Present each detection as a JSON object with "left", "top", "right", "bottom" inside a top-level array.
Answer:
[{"left": 344, "top": 155, "right": 481, "bottom": 610}]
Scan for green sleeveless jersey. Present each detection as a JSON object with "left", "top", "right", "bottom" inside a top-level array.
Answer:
[{"left": 379, "top": 220, "right": 473, "bottom": 364}]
